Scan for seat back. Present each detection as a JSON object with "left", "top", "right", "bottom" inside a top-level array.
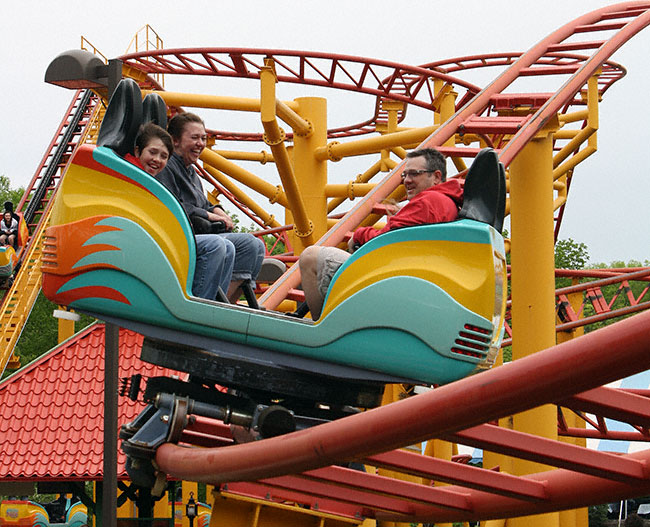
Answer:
[
  {"left": 142, "top": 92, "right": 168, "bottom": 128},
  {"left": 458, "top": 148, "right": 506, "bottom": 231},
  {"left": 97, "top": 78, "right": 143, "bottom": 156}
]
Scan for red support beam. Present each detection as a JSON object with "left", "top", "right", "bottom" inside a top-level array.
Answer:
[
  {"left": 446, "top": 424, "right": 648, "bottom": 484},
  {"left": 365, "top": 451, "right": 547, "bottom": 502}
]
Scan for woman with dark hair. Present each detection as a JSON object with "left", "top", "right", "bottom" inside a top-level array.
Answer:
[
  {"left": 157, "top": 113, "right": 265, "bottom": 303},
  {"left": 124, "top": 122, "right": 173, "bottom": 177}
]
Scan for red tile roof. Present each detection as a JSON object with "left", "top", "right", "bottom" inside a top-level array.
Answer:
[{"left": 0, "top": 323, "right": 175, "bottom": 481}]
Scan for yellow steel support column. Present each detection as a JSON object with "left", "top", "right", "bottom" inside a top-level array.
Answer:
[
  {"left": 58, "top": 318, "right": 75, "bottom": 343},
  {"left": 508, "top": 124, "right": 559, "bottom": 527},
  {"left": 260, "top": 61, "right": 314, "bottom": 250},
  {"left": 153, "top": 488, "right": 170, "bottom": 525},
  {"left": 434, "top": 80, "right": 457, "bottom": 133},
  {"left": 428, "top": 82, "right": 458, "bottom": 527},
  {"left": 378, "top": 100, "right": 403, "bottom": 172},
  {"left": 291, "top": 96, "right": 328, "bottom": 252},
  {"left": 557, "top": 281, "right": 587, "bottom": 527},
  {"left": 424, "top": 438, "right": 452, "bottom": 527},
  {"left": 481, "top": 351, "right": 514, "bottom": 488}
]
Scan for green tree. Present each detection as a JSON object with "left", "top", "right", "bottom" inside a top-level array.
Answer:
[
  {"left": 581, "top": 257, "right": 650, "bottom": 334},
  {"left": 555, "top": 238, "right": 589, "bottom": 288},
  {"left": 0, "top": 175, "right": 25, "bottom": 208},
  {"left": 588, "top": 503, "right": 608, "bottom": 527},
  {"left": 555, "top": 238, "right": 589, "bottom": 269},
  {"left": 2, "top": 292, "right": 95, "bottom": 379},
  {"left": 504, "top": 238, "right": 590, "bottom": 361}
]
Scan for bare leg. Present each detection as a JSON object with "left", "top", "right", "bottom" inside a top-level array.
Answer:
[
  {"left": 0, "top": 234, "right": 6, "bottom": 246},
  {"left": 7, "top": 234, "right": 15, "bottom": 248},
  {"left": 299, "top": 246, "right": 324, "bottom": 320}
]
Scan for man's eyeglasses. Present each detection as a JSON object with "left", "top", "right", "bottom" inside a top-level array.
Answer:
[{"left": 401, "top": 169, "right": 431, "bottom": 180}]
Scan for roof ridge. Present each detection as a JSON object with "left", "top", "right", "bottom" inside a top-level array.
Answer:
[{"left": 0, "top": 322, "right": 103, "bottom": 390}]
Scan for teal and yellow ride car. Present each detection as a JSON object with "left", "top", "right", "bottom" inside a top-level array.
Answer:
[
  {"left": 42, "top": 142, "right": 506, "bottom": 387},
  {"left": 41, "top": 80, "right": 506, "bottom": 486}
]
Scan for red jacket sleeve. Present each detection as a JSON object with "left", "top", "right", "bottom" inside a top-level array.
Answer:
[
  {"left": 351, "top": 185, "right": 461, "bottom": 246},
  {"left": 352, "top": 198, "right": 433, "bottom": 245}
]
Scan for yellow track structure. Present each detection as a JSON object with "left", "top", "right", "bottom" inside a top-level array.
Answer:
[
  {"left": 0, "top": 210, "right": 52, "bottom": 370},
  {"left": 211, "top": 488, "right": 370, "bottom": 527},
  {"left": 0, "top": 96, "right": 103, "bottom": 374}
]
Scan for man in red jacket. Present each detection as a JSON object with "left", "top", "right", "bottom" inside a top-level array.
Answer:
[{"left": 299, "top": 148, "right": 463, "bottom": 320}]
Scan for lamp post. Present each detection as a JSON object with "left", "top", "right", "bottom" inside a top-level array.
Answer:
[{"left": 185, "top": 492, "right": 197, "bottom": 527}]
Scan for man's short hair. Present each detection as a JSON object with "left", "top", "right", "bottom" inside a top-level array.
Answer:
[
  {"left": 167, "top": 112, "right": 205, "bottom": 140},
  {"left": 406, "top": 148, "right": 447, "bottom": 181}
]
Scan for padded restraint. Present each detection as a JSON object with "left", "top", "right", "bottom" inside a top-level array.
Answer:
[
  {"left": 142, "top": 93, "right": 168, "bottom": 128},
  {"left": 458, "top": 148, "right": 506, "bottom": 231},
  {"left": 97, "top": 78, "right": 143, "bottom": 156}
]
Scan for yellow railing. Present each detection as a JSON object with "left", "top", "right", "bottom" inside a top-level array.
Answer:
[
  {"left": 83, "top": 99, "right": 106, "bottom": 146},
  {"left": 124, "top": 25, "right": 164, "bottom": 87},
  {"left": 80, "top": 36, "right": 108, "bottom": 64},
  {"left": 0, "top": 211, "right": 51, "bottom": 372}
]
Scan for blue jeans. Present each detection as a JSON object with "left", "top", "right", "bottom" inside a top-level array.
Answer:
[
  {"left": 218, "top": 232, "right": 265, "bottom": 285},
  {"left": 192, "top": 234, "right": 235, "bottom": 300}
]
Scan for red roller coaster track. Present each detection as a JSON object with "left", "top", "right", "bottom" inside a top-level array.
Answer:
[{"left": 157, "top": 310, "right": 650, "bottom": 522}]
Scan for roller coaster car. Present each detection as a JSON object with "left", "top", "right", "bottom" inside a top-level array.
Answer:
[
  {"left": 0, "top": 500, "right": 48, "bottom": 527},
  {"left": 41, "top": 80, "right": 506, "bottom": 484},
  {"left": 0, "top": 207, "right": 29, "bottom": 285},
  {"left": 0, "top": 496, "right": 86, "bottom": 527}
]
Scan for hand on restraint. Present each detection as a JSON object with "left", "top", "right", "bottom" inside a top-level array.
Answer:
[
  {"left": 207, "top": 208, "right": 234, "bottom": 231},
  {"left": 347, "top": 236, "right": 361, "bottom": 253}
]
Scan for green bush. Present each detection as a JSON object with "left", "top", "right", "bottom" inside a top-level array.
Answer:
[{"left": 589, "top": 504, "right": 608, "bottom": 527}]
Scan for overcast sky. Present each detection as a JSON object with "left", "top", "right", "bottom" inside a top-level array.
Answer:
[{"left": 1, "top": 1, "right": 648, "bottom": 265}]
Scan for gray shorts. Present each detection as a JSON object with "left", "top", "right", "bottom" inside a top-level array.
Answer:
[{"left": 317, "top": 246, "right": 350, "bottom": 298}]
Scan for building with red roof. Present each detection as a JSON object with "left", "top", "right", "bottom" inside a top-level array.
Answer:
[{"left": 0, "top": 323, "right": 174, "bottom": 486}]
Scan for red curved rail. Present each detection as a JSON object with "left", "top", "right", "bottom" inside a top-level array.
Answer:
[
  {"left": 118, "top": 48, "right": 482, "bottom": 141},
  {"left": 156, "top": 310, "right": 650, "bottom": 521}
]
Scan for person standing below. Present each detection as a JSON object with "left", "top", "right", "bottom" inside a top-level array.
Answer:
[
  {"left": 125, "top": 122, "right": 235, "bottom": 302},
  {"left": 299, "top": 147, "right": 463, "bottom": 320},
  {"left": 156, "top": 113, "right": 265, "bottom": 302}
]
